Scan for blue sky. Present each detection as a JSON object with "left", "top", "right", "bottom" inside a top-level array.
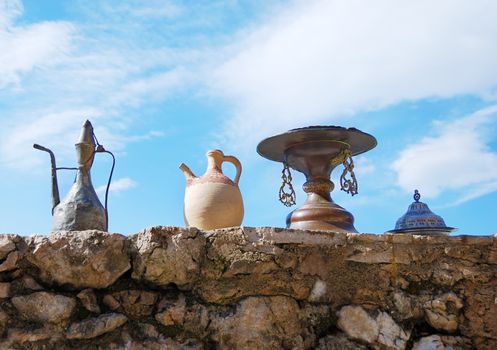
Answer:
[{"left": 1, "top": 0, "right": 497, "bottom": 236}]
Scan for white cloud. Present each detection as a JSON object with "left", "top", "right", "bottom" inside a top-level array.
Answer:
[
  {"left": 96, "top": 177, "right": 137, "bottom": 195},
  {"left": 0, "top": 107, "right": 166, "bottom": 170},
  {"left": 354, "top": 156, "right": 375, "bottom": 175},
  {"left": 448, "top": 181, "right": 497, "bottom": 207},
  {"left": 0, "top": 1, "right": 191, "bottom": 170},
  {"left": 1, "top": 108, "right": 103, "bottom": 169},
  {"left": 392, "top": 105, "right": 497, "bottom": 202},
  {"left": 210, "top": 0, "right": 497, "bottom": 150},
  {"left": 106, "top": 68, "right": 190, "bottom": 109},
  {"left": 0, "top": 0, "right": 74, "bottom": 89},
  {"left": 4, "top": 0, "right": 497, "bottom": 175},
  {"left": 0, "top": 0, "right": 22, "bottom": 27}
]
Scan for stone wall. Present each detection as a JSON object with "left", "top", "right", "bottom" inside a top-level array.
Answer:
[{"left": 0, "top": 227, "right": 495, "bottom": 349}]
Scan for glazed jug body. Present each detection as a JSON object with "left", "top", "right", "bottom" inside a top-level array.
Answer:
[{"left": 180, "top": 150, "right": 243, "bottom": 230}]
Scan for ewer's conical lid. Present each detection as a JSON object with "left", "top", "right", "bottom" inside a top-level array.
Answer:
[
  {"left": 75, "top": 120, "right": 96, "bottom": 168},
  {"left": 387, "top": 190, "right": 456, "bottom": 235},
  {"left": 78, "top": 120, "right": 96, "bottom": 145}
]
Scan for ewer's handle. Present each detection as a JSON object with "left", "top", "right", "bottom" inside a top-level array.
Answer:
[{"left": 222, "top": 155, "right": 242, "bottom": 185}]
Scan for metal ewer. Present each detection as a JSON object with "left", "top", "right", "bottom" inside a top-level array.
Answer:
[
  {"left": 386, "top": 190, "right": 457, "bottom": 236},
  {"left": 34, "top": 120, "right": 115, "bottom": 232},
  {"left": 257, "top": 125, "right": 377, "bottom": 233}
]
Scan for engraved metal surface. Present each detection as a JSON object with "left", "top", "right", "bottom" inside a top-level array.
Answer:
[{"left": 387, "top": 190, "right": 456, "bottom": 235}]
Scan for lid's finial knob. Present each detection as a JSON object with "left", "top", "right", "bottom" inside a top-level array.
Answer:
[{"left": 413, "top": 189, "right": 421, "bottom": 202}]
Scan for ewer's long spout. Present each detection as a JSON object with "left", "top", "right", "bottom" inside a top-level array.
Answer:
[{"left": 33, "top": 144, "right": 60, "bottom": 214}]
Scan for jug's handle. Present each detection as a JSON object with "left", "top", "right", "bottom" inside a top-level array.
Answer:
[{"left": 222, "top": 155, "right": 242, "bottom": 185}]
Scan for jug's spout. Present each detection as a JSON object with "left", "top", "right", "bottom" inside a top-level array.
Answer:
[
  {"left": 33, "top": 144, "right": 60, "bottom": 214},
  {"left": 179, "top": 163, "right": 196, "bottom": 179}
]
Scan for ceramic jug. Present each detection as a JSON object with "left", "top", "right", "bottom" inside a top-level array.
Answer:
[{"left": 179, "top": 149, "right": 243, "bottom": 230}]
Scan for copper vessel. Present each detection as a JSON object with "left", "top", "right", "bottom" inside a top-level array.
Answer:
[{"left": 257, "top": 126, "right": 376, "bottom": 233}]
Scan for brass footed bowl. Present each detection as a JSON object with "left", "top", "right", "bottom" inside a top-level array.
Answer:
[{"left": 257, "top": 126, "right": 376, "bottom": 233}]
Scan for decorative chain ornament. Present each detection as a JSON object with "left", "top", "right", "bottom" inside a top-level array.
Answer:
[
  {"left": 339, "top": 149, "right": 358, "bottom": 196},
  {"left": 279, "top": 162, "right": 296, "bottom": 207}
]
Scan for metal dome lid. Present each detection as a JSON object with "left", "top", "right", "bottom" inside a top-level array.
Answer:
[{"left": 387, "top": 190, "right": 456, "bottom": 235}]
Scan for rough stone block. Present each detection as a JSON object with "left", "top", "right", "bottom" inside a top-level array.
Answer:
[{"left": 26, "top": 230, "right": 130, "bottom": 289}]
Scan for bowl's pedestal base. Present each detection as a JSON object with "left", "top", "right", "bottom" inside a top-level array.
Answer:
[{"left": 286, "top": 193, "right": 357, "bottom": 233}]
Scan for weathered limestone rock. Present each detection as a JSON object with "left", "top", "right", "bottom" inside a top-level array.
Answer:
[
  {"left": 197, "top": 227, "right": 315, "bottom": 304},
  {"left": 107, "top": 290, "right": 159, "bottom": 319},
  {"left": 376, "top": 311, "right": 412, "bottom": 349},
  {"left": 0, "top": 282, "right": 10, "bottom": 298},
  {"left": 197, "top": 271, "right": 314, "bottom": 304},
  {"left": 131, "top": 226, "right": 205, "bottom": 289},
  {"left": 337, "top": 305, "right": 410, "bottom": 349},
  {"left": 0, "top": 227, "right": 495, "bottom": 348},
  {"left": 11, "top": 291, "right": 76, "bottom": 324},
  {"left": 26, "top": 230, "right": 130, "bottom": 289},
  {"left": 0, "top": 251, "right": 19, "bottom": 272},
  {"left": 423, "top": 292, "right": 463, "bottom": 332},
  {"left": 413, "top": 335, "right": 472, "bottom": 350},
  {"left": 7, "top": 325, "right": 62, "bottom": 344},
  {"left": 135, "top": 322, "right": 159, "bottom": 338},
  {"left": 20, "top": 275, "right": 43, "bottom": 291},
  {"left": 346, "top": 244, "right": 397, "bottom": 264},
  {"left": 182, "top": 303, "right": 212, "bottom": 338},
  {"left": 77, "top": 288, "right": 101, "bottom": 313},
  {"left": 104, "top": 336, "right": 203, "bottom": 350},
  {"left": 316, "top": 334, "right": 367, "bottom": 350},
  {"left": 155, "top": 293, "right": 186, "bottom": 326},
  {"left": 0, "top": 235, "right": 17, "bottom": 260},
  {"left": 413, "top": 335, "right": 449, "bottom": 350},
  {"left": 337, "top": 305, "right": 379, "bottom": 344},
  {"left": 432, "top": 263, "right": 464, "bottom": 286},
  {"left": 460, "top": 282, "right": 497, "bottom": 345},
  {"left": 308, "top": 279, "right": 328, "bottom": 302},
  {"left": 103, "top": 293, "right": 121, "bottom": 310},
  {"left": 393, "top": 292, "right": 415, "bottom": 319},
  {"left": 242, "top": 226, "right": 349, "bottom": 247},
  {"left": 211, "top": 296, "right": 308, "bottom": 350},
  {"left": 66, "top": 313, "right": 128, "bottom": 339},
  {"left": 488, "top": 247, "right": 497, "bottom": 264},
  {"left": 0, "top": 310, "right": 8, "bottom": 335}
]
